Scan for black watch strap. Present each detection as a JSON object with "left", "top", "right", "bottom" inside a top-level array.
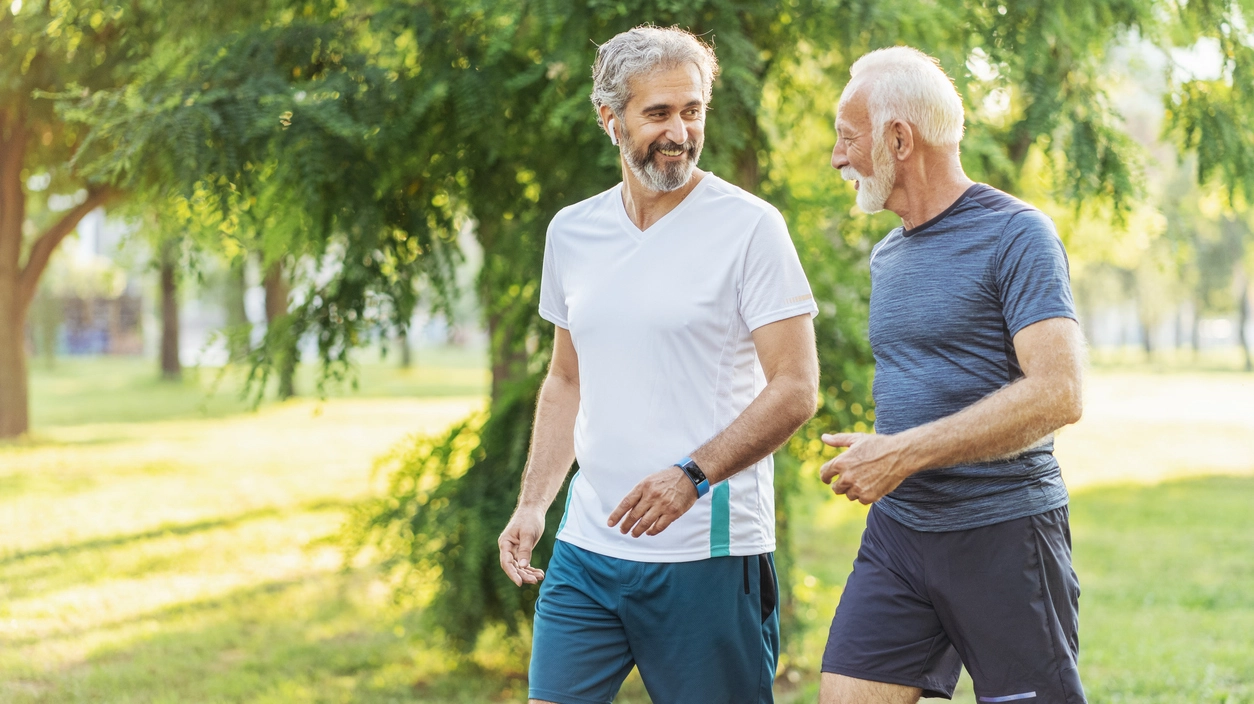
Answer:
[{"left": 677, "top": 456, "right": 710, "bottom": 498}]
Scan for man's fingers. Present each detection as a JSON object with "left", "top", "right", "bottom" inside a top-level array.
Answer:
[
  {"left": 631, "top": 506, "right": 664, "bottom": 538},
  {"left": 646, "top": 514, "right": 674, "bottom": 536},
  {"left": 514, "top": 540, "right": 535, "bottom": 568},
  {"left": 500, "top": 539, "right": 543, "bottom": 586},
  {"left": 498, "top": 537, "right": 523, "bottom": 587},
  {"left": 501, "top": 561, "right": 522, "bottom": 586},
  {"left": 518, "top": 565, "right": 545, "bottom": 583},
  {"left": 608, "top": 486, "right": 643, "bottom": 527},
  {"left": 819, "top": 457, "right": 841, "bottom": 484},
  {"left": 821, "top": 432, "right": 863, "bottom": 448},
  {"left": 832, "top": 474, "right": 852, "bottom": 495},
  {"left": 619, "top": 502, "right": 648, "bottom": 534},
  {"left": 821, "top": 451, "right": 855, "bottom": 484}
]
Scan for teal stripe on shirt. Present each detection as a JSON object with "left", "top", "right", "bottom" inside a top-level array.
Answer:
[
  {"left": 709, "top": 482, "right": 730, "bottom": 557},
  {"left": 557, "top": 471, "right": 577, "bottom": 534}
]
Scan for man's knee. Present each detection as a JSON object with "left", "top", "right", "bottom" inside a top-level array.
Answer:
[{"left": 819, "top": 673, "right": 922, "bottom": 704}]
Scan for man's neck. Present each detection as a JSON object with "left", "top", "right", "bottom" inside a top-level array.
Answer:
[
  {"left": 621, "top": 166, "right": 705, "bottom": 231},
  {"left": 887, "top": 153, "right": 974, "bottom": 231}
]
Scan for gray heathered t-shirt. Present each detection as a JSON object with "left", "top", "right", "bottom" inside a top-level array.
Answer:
[{"left": 869, "top": 183, "right": 1077, "bottom": 532}]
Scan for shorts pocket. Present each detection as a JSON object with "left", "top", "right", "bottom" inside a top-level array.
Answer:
[
  {"left": 758, "top": 554, "right": 777, "bottom": 624},
  {"left": 1060, "top": 666, "right": 1086, "bottom": 704}
]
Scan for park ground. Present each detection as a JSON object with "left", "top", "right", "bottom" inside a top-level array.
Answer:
[{"left": 1, "top": 351, "right": 1253, "bottom": 703}]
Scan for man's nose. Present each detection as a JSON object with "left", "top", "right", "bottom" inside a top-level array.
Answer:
[
  {"left": 664, "top": 114, "right": 688, "bottom": 144},
  {"left": 831, "top": 141, "right": 849, "bottom": 171}
]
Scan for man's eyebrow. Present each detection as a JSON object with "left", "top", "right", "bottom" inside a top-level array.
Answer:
[{"left": 641, "top": 100, "right": 703, "bottom": 113}]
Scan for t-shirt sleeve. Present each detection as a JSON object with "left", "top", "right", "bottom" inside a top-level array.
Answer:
[
  {"left": 994, "top": 210, "right": 1077, "bottom": 337},
  {"left": 538, "top": 222, "right": 568, "bottom": 328},
  {"left": 739, "top": 208, "right": 819, "bottom": 331}
]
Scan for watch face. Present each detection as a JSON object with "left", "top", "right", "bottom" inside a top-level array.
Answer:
[{"left": 683, "top": 461, "right": 706, "bottom": 483}]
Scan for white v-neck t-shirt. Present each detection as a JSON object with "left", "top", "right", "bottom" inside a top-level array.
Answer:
[{"left": 539, "top": 173, "right": 818, "bottom": 562}]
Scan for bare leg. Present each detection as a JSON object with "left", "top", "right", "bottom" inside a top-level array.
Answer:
[{"left": 819, "top": 673, "right": 922, "bottom": 704}]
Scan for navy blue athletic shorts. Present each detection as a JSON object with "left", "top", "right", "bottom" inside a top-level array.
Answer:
[
  {"left": 822, "top": 505, "right": 1086, "bottom": 703},
  {"left": 529, "top": 539, "right": 780, "bottom": 704}
]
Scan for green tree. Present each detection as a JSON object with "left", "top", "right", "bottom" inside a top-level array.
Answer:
[{"left": 0, "top": 0, "right": 281, "bottom": 438}]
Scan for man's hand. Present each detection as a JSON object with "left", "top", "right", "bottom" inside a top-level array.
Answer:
[
  {"left": 608, "top": 467, "right": 698, "bottom": 538},
  {"left": 819, "top": 432, "right": 913, "bottom": 504},
  {"left": 498, "top": 508, "right": 547, "bottom": 586}
]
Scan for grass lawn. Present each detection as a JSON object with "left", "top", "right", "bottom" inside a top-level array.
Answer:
[{"left": 2, "top": 355, "right": 1253, "bottom": 702}]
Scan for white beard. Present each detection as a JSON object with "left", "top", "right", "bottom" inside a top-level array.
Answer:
[{"left": 841, "top": 130, "right": 896, "bottom": 214}]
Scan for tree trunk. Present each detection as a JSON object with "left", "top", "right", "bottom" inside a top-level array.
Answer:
[
  {"left": 224, "top": 256, "right": 250, "bottom": 362},
  {"left": 397, "top": 326, "right": 411, "bottom": 369},
  {"left": 0, "top": 107, "right": 112, "bottom": 438},
  {"left": 1, "top": 109, "right": 28, "bottom": 438},
  {"left": 1239, "top": 275, "right": 1253, "bottom": 372},
  {"left": 486, "top": 307, "right": 528, "bottom": 401},
  {"left": 1191, "top": 299, "right": 1202, "bottom": 359},
  {"left": 474, "top": 219, "right": 529, "bottom": 400},
  {"left": 0, "top": 279, "right": 29, "bottom": 439},
  {"left": 263, "top": 257, "right": 296, "bottom": 399},
  {"left": 734, "top": 122, "right": 762, "bottom": 194},
  {"left": 159, "top": 240, "right": 181, "bottom": 381},
  {"left": 1174, "top": 305, "right": 1186, "bottom": 351}
]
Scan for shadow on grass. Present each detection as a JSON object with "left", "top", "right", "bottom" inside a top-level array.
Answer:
[
  {"left": 0, "top": 498, "right": 356, "bottom": 566},
  {"left": 5, "top": 569, "right": 516, "bottom": 704},
  {"left": 0, "top": 460, "right": 193, "bottom": 502},
  {"left": 0, "top": 434, "right": 134, "bottom": 452}
]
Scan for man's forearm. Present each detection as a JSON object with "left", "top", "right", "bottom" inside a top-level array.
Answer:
[
  {"left": 516, "top": 373, "right": 580, "bottom": 511},
  {"left": 898, "top": 373, "right": 1082, "bottom": 473},
  {"left": 690, "top": 373, "right": 817, "bottom": 484}
]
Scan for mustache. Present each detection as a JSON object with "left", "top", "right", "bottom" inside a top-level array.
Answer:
[
  {"left": 647, "top": 139, "right": 698, "bottom": 158},
  {"left": 840, "top": 166, "right": 862, "bottom": 182}
]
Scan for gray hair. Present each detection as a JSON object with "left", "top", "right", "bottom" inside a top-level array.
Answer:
[
  {"left": 590, "top": 25, "right": 719, "bottom": 127},
  {"left": 842, "top": 46, "right": 965, "bottom": 147}
]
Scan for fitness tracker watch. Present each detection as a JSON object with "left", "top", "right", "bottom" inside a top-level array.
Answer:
[{"left": 676, "top": 456, "right": 710, "bottom": 498}]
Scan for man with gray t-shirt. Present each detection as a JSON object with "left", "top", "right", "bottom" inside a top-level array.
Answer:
[{"left": 818, "top": 48, "right": 1088, "bottom": 704}]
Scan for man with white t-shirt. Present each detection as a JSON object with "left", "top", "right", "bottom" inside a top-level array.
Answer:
[{"left": 496, "top": 25, "right": 820, "bottom": 704}]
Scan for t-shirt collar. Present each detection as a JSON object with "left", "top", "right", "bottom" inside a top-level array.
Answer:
[
  {"left": 901, "top": 183, "right": 986, "bottom": 237},
  {"left": 616, "top": 172, "right": 714, "bottom": 239}
]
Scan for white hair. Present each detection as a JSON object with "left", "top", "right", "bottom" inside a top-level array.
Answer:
[
  {"left": 841, "top": 46, "right": 964, "bottom": 147},
  {"left": 590, "top": 25, "right": 719, "bottom": 128}
]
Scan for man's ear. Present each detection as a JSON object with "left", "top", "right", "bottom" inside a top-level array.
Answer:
[
  {"left": 598, "top": 105, "right": 618, "bottom": 144},
  {"left": 890, "top": 119, "right": 915, "bottom": 161}
]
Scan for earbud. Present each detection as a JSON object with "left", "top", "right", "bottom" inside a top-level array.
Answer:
[{"left": 608, "top": 118, "right": 618, "bottom": 146}]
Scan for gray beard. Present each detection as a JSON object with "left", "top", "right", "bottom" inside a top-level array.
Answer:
[{"left": 622, "top": 130, "right": 703, "bottom": 193}]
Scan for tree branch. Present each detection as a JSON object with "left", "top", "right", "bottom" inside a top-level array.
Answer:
[{"left": 19, "top": 186, "right": 116, "bottom": 310}]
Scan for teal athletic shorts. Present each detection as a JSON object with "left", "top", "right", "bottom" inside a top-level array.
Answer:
[{"left": 528, "top": 539, "right": 780, "bottom": 704}]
